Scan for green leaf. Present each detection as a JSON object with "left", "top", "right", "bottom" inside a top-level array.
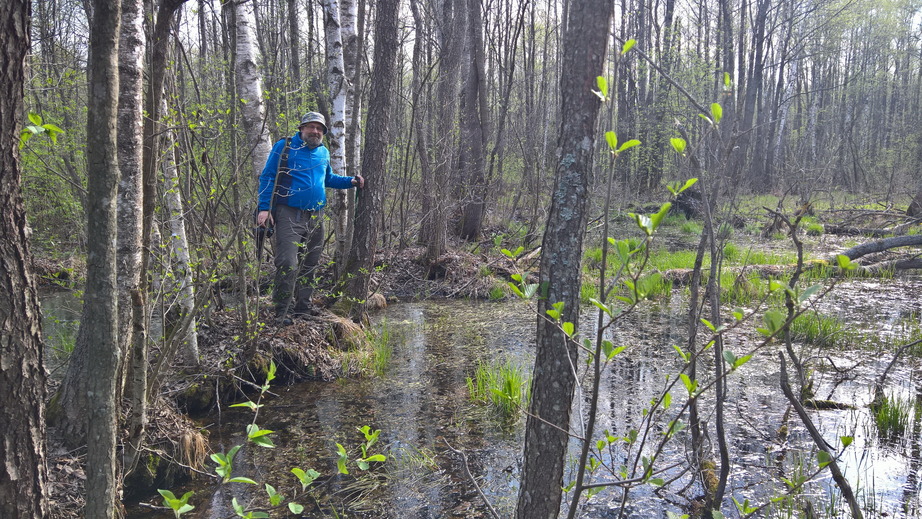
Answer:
[
  {"left": 799, "top": 284, "right": 822, "bottom": 304},
  {"left": 336, "top": 443, "right": 350, "bottom": 474},
  {"left": 562, "top": 321, "right": 575, "bottom": 337},
  {"left": 669, "top": 137, "right": 687, "bottom": 154},
  {"left": 662, "top": 391, "right": 672, "bottom": 409},
  {"left": 230, "top": 401, "right": 259, "bottom": 410},
  {"left": 836, "top": 254, "right": 857, "bottom": 271},
  {"left": 596, "top": 76, "right": 609, "bottom": 99},
  {"left": 724, "top": 72, "right": 732, "bottom": 88},
  {"left": 649, "top": 203, "right": 671, "bottom": 231},
  {"left": 265, "top": 484, "right": 283, "bottom": 506},
  {"left": 710, "top": 103, "right": 723, "bottom": 124},
  {"left": 698, "top": 113, "right": 713, "bottom": 125},
  {"left": 649, "top": 478, "right": 665, "bottom": 486},
  {"left": 672, "top": 345, "right": 690, "bottom": 363},
  {"left": 841, "top": 436, "right": 854, "bottom": 448},
  {"left": 289, "top": 503, "right": 305, "bottom": 514},
  {"left": 757, "top": 309, "right": 787, "bottom": 337},
  {"left": 605, "top": 131, "right": 618, "bottom": 151},
  {"left": 621, "top": 39, "right": 636, "bottom": 54},
  {"left": 678, "top": 178, "right": 698, "bottom": 193},
  {"left": 291, "top": 467, "right": 320, "bottom": 490},
  {"left": 701, "top": 318, "right": 716, "bottom": 332},
  {"left": 817, "top": 450, "right": 832, "bottom": 469},
  {"left": 364, "top": 454, "right": 387, "bottom": 462},
  {"left": 29, "top": 112, "right": 43, "bottom": 126},
  {"left": 617, "top": 139, "right": 641, "bottom": 153},
  {"left": 589, "top": 298, "right": 612, "bottom": 317},
  {"left": 722, "top": 349, "right": 737, "bottom": 366},
  {"left": 680, "top": 374, "right": 697, "bottom": 395},
  {"left": 228, "top": 476, "right": 258, "bottom": 484}
]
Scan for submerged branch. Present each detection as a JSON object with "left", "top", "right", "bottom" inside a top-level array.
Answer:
[{"left": 778, "top": 353, "right": 863, "bottom": 519}]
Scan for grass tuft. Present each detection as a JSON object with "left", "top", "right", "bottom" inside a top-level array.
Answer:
[{"left": 466, "top": 358, "right": 531, "bottom": 421}]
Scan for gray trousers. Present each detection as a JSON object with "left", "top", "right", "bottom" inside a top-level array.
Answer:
[{"left": 273, "top": 205, "right": 324, "bottom": 314}]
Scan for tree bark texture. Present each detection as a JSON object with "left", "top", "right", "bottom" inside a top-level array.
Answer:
[
  {"left": 234, "top": 0, "right": 272, "bottom": 177},
  {"left": 319, "top": 0, "right": 355, "bottom": 277},
  {"left": 82, "top": 0, "right": 122, "bottom": 516},
  {"left": 344, "top": 0, "right": 399, "bottom": 321},
  {"left": 115, "top": 0, "right": 147, "bottom": 470},
  {"left": 0, "top": 1, "right": 50, "bottom": 516},
  {"left": 515, "top": 0, "right": 613, "bottom": 517}
]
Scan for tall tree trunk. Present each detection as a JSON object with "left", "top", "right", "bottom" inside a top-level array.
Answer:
[
  {"left": 422, "top": 0, "right": 464, "bottom": 262},
  {"left": 515, "top": 0, "right": 613, "bottom": 517},
  {"left": 235, "top": 0, "right": 273, "bottom": 175},
  {"left": 343, "top": 0, "right": 398, "bottom": 322},
  {"left": 82, "top": 0, "right": 122, "bottom": 515},
  {"left": 0, "top": 1, "right": 50, "bottom": 516},
  {"left": 459, "top": 0, "right": 489, "bottom": 240},
  {"left": 116, "top": 0, "right": 148, "bottom": 471},
  {"left": 320, "top": 0, "right": 353, "bottom": 275}
]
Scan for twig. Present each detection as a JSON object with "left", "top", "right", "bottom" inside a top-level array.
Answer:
[{"left": 442, "top": 439, "right": 501, "bottom": 519}]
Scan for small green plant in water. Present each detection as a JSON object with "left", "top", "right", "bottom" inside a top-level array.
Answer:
[
  {"left": 872, "top": 394, "right": 913, "bottom": 441},
  {"left": 466, "top": 358, "right": 531, "bottom": 420},
  {"left": 488, "top": 282, "right": 507, "bottom": 301},
  {"left": 365, "top": 320, "right": 393, "bottom": 376},
  {"left": 789, "top": 312, "right": 852, "bottom": 348}
]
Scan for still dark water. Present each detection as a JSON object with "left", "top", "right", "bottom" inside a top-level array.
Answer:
[{"left": 46, "top": 277, "right": 922, "bottom": 518}]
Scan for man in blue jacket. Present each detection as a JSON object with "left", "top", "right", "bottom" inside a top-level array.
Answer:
[{"left": 256, "top": 112, "right": 364, "bottom": 321}]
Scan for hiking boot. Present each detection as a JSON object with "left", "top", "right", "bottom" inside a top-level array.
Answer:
[{"left": 275, "top": 316, "right": 294, "bottom": 327}]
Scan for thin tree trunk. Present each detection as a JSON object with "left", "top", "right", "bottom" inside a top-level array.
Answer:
[
  {"left": 116, "top": 0, "right": 148, "bottom": 472},
  {"left": 320, "top": 0, "right": 353, "bottom": 274},
  {"left": 344, "top": 0, "right": 399, "bottom": 322},
  {"left": 83, "top": 0, "right": 122, "bottom": 515},
  {"left": 0, "top": 1, "right": 50, "bottom": 515},
  {"left": 160, "top": 99, "right": 200, "bottom": 365},
  {"left": 516, "top": 0, "right": 613, "bottom": 517}
]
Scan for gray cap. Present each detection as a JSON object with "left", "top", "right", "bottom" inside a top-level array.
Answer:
[{"left": 299, "top": 111, "right": 327, "bottom": 134}]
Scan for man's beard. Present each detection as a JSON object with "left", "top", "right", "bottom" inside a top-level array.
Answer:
[{"left": 305, "top": 135, "right": 323, "bottom": 148}]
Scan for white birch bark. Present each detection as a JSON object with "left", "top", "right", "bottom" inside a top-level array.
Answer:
[
  {"left": 234, "top": 0, "right": 273, "bottom": 177},
  {"left": 320, "top": 0, "right": 353, "bottom": 272},
  {"left": 116, "top": 0, "right": 148, "bottom": 469},
  {"left": 161, "top": 100, "right": 199, "bottom": 365},
  {"left": 339, "top": 0, "right": 361, "bottom": 265}
]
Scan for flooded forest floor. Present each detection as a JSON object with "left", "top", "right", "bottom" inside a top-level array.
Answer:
[{"left": 38, "top": 200, "right": 922, "bottom": 518}]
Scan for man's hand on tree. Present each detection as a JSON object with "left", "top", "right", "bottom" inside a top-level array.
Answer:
[{"left": 352, "top": 175, "right": 365, "bottom": 189}]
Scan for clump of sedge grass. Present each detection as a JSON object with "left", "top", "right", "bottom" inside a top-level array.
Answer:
[
  {"left": 364, "top": 320, "right": 393, "bottom": 376},
  {"left": 872, "top": 393, "right": 913, "bottom": 441},
  {"left": 466, "top": 358, "right": 531, "bottom": 420},
  {"left": 789, "top": 312, "right": 852, "bottom": 348}
]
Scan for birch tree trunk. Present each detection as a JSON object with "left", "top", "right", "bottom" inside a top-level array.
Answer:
[
  {"left": 0, "top": 1, "right": 50, "bottom": 515},
  {"left": 161, "top": 99, "right": 199, "bottom": 365},
  {"left": 82, "top": 0, "right": 122, "bottom": 515},
  {"left": 234, "top": 0, "right": 273, "bottom": 176},
  {"left": 320, "top": 0, "right": 353, "bottom": 275},
  {"left": 116, "top": 0, "right": 148, "bottom": 470},
  {"left": 516, "top": 0, "right": 613, "bottom": 516}
]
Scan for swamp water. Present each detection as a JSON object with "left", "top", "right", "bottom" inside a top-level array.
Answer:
[{"left": 100, "top": 277, "right": 922, "bottom": 517}]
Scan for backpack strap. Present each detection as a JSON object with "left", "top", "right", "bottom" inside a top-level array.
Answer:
[{"left": 270, "top": 137, "right": 292, "bottom": 213}]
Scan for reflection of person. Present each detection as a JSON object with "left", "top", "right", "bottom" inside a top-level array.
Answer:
[{"left": 256, "top": 112, "right": 364, "bottom": 320}]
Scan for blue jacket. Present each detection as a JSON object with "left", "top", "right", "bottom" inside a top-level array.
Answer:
[{"left": 258, "top": 132, "right": 354, "bottom": 211}]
